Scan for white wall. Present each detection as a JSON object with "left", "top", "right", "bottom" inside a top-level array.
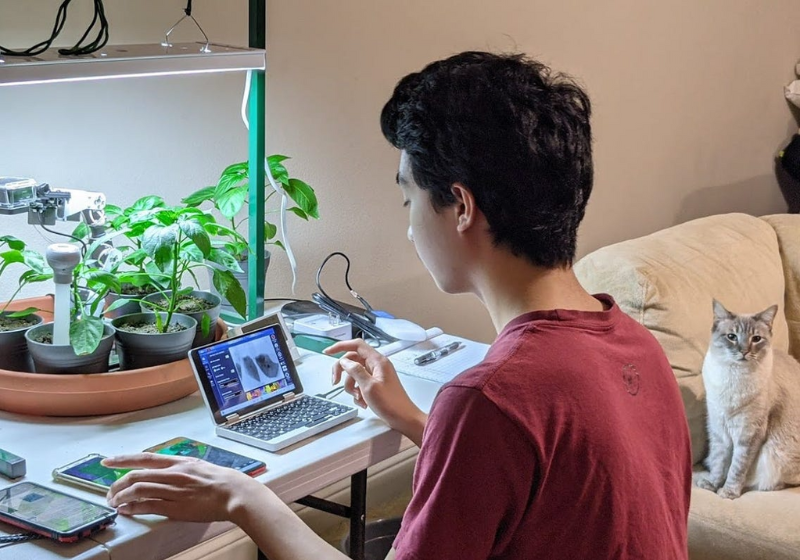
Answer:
[{"left": 1, "top": 0, "right": 798, "bottom": 343}]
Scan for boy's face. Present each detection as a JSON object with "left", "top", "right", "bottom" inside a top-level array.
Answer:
[{"left": 397, "top": 151, "right": 465, "bottom": 294}]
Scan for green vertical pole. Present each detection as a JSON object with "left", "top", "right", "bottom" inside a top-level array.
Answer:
[{"left": 247, "top": 0, "right": 266, "bottom": 320}]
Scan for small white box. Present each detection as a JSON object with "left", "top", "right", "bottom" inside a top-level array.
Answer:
[{"left": 293, "top": 314, "right": 352, "bottom": 341}]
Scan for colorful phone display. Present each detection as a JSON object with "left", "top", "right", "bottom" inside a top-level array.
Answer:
[
  {"left": 144, "top": 437, "right": 266, "bottom": 476},
  {"left": 0, "top": 481, "right": 117, "bottom": 542}
]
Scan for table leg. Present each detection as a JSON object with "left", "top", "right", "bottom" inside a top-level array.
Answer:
[{"left": 349, "top": 469, "right": 367, "bottom": 560}]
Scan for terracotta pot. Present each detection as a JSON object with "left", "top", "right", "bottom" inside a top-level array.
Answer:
[{"left": 0, "top": 296, "right": 227, "bottom": 417}]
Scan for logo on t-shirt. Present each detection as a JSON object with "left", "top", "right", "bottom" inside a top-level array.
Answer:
[{"left": 622, "top": 364, "right": 640, "bottom": 396}]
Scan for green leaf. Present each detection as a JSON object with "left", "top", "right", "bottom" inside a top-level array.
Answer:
[
  {"left": 0, "top": 250, "right": 24, "bottom": 266},
  {"left": 181, "top": 243, "right": 205, "bottom": 263},
  {"left": 142, "top": 224, "right": 178, "bottom": 271},
  {"left": 179, "top": 218, "right": 211, "bottom": 258},
  {"left": 7, "top": 307, "right": 38, "bottom": 318},
  {"left": 200, "top": 313, "right": 212, "bottom": 337},
  {"left": 216, "top": 188, "right": 248, "bottom": 219},
  {"left": 69, "top": 316, "right": 105, "bottom": 356},
  {"left": 287, "top": 207, "right": 309, "bottom": 220},
  {"left": 267, "top": 158, "right": 289, "bottom": 185},
  {"left": 131, "top": 196, "right": 166, "bottom": 212},
  {"left": 207, "top": 248, "right": 243, "bottom": 272},
  {"left": 181, "top": 186, "right": 216, "bottom": 207},
  {"left": 284, "top": 179, "right": 319, "bottom": 219},
  {"left": 0, "top": 236, "right": 25, "bottom": 251},
  {"left": 264, "top": 221, "right": 278, "bottom": 241},
  {"left": 71, "top": 222, "right": 90, "bottom": 241},
  {"left": 212, "top": 269, "right": 246, "bottom": 319},
  {"left": 21, "top": 250, "right": 46, "bottom": 272},
  {"left": 272, "top": 240, "right": 285, "bottom": 251},
  {"left": 20, "top": 271, "right": 52, "bottom": 284},
  {"left": 104, "top": 298, "right": 133, "bottom": 313}
]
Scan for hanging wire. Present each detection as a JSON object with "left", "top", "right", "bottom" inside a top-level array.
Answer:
[{"left": 0, "top": 0, "right": 109, "bottom": 57}]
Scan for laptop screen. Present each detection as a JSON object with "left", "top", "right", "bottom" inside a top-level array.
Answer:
[{"left": 195, "top": 325, "right": 297, "bottom": 418}]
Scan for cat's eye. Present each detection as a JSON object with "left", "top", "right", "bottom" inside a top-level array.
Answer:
[
  {"left": 752, "top": 336, "right": 763, "bottom": 343},
  {"left": 726, "top": 333, "right": 737, "bottom": 341}
]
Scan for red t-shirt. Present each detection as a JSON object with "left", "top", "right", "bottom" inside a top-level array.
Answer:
[{"left": 394, "top": 295, "right": 691, "bottom": 560}]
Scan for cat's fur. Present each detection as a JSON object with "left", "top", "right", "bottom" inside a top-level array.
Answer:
[{"left": 695, "top": 300, "right": 800, "bottom": 499}]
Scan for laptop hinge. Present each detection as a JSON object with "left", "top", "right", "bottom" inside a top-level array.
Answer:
[
  {"left": 224, "top": 413, "right": 240, "bottom": 426},
  {"left": 283, "top": 392, "right": 297, "bottom": 402}
]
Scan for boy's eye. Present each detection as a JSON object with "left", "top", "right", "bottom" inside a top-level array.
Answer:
[
  {"left": 726, "top": 333, "right": 737, "bottom": 341},
  {"left": 752, "top": 335, "right": 763, "bottom": 343}
]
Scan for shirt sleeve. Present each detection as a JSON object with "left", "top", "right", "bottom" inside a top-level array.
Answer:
[{"left": 393, "top": 386, "right": 536, "bottom": 560}]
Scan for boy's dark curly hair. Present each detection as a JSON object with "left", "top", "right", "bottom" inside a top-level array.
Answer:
[{"left": 381, "top": 51, "right": 593, "bottom": 268}]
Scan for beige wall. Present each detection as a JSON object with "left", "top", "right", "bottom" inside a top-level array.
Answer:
[{"left": 1, "top": 0, "right": 798, "bottom": 343}]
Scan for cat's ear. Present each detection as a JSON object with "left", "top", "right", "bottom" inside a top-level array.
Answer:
[
  {"left": 712, "top": 299, "right": 732, "bottom": 321},
  {"left": 755, "top": 304, "right": 779, "bottom": 328}
]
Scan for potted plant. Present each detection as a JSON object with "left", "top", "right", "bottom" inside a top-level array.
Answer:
[
  {"left": 182, "top": 155, "right": 320, "bottom": 312},
  {"left": 111, "top": 201, "right": 246, "bottom": 366},
  {"left": 0, "top": 236, "right": 52, "bottom": 372},
  {"left": 101, "top": 195, "right": 167, "bottom": 318},
  {"left": 24, "top": 242, "right": 117, "bottom": 374}
]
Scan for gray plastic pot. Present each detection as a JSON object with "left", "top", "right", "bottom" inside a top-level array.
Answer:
[
  {"left": 0, "top": 313, "right": 43, "bottom": 373},
  {"left": 25, "top": 323, "right": 115, "bottom": 374},
  {"left": 104, "top": 291, "right": 145, "bottom": 320},
  {"left": 112, "top": 312, "right": 197, "bottom": 370},
  {"left": 140, "top": 290, "right": 221, "bottom": 348}
]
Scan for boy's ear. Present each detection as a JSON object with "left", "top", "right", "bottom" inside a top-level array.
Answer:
[{"left": 451, "top": 183, "right": 476, "bottom": 232}]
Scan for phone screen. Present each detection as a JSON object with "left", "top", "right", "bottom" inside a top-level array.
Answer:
[
  {"left": 147, "top": 438, "right": 264, "bottom": 474},
  {"left": 61, "top": 455, "right": 130, "bottom": 489},
  {"left": 0, "top": 482, "right": 115, "bottom": 535}
]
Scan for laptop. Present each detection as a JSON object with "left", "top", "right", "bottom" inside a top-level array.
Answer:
[{"left": 188, "top": 322, "right": 358, "bottom": 452}]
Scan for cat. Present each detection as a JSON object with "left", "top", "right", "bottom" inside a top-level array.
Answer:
[{"left": 694, "top": 299, "right": 800, "bottom": 499}]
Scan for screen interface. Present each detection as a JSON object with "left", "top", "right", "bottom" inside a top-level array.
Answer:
[
  {"left": 197, "top": 326, "right": 295, "bottom": 417},
  {"left": 0, "top": 483, "right": 112, "bottom": 533},
  {"left": 62, "top": 456, "right": 130, "bottom": 488},
  {"left": 152, "top": 439, "right": 259, "bottom": 471}
]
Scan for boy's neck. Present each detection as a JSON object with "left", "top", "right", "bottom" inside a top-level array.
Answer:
[{"left": 473, "top": 253, "right": 604, "bottom": 334}]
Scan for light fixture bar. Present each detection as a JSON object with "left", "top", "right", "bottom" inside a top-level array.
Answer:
[{"left": 0, "top": 43, "right": 265, "bottom": 87}]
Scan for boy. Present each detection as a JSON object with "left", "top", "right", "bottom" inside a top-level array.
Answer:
[{"left": 106, "top": 51, "right": 691, "bottom": 560}]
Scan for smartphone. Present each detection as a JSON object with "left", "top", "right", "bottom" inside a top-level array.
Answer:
[
  {"left": 0, "top": 481, "right": 117, "bottom": 542},
  {"left": 52, "top": 454, "right": 131, "bottom": 494},
  {"left": 144, "top": 437, "right": 266, "bottom": 477}
]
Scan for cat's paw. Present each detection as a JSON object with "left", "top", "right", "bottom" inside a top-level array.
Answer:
[
  {"left": 693, "top": 473, "right": 720, "bottom": 492},
  {"left": 716, "top": 486, "right": 742, "bottom": 500}
]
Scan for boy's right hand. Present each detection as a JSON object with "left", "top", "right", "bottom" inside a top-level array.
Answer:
[{"left": 324, "top": 339, "right": 427, "bottom": 446}]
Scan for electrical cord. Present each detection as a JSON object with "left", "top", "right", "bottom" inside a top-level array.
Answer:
[
  {"left": 312, "top": 252, "right": 396, "bottom": 342},
  {"left": 0, "top": 0, "right": 108, "bottom": 57},
  {"left": 37, "top": 212, "right": 88, "bottom": 258},
  {"left": 0, "top": 531, "right": 43, "bottom": 545}
]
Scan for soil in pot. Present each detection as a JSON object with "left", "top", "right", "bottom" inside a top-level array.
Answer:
[
  {"left": 25, "top": 323, "right": 115, "bottom": 375},
  {"left": 0, "top": 313, "right": 43, "bottom": 373},
  {"left": 141, "top": 291, "right": 221, "bottom": 348},
  {"left": 112, "top": 312, "right": 197, "bottom": 370}
]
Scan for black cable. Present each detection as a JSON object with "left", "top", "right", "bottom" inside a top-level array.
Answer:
[
  {"left": 0, "top": 0, "right": 109, "bottom": 58},
  {"left": 59, "top": 0, "right": 109, "bottom": 56},
  {"left": 37, "top": 212, "right": 88, "bottom": 258},
  {"left": 0, "top": 531, "right": 43, "bottom": 545},
  {"left": 0, "top": 0, "right": 72, "bottom": 56},
  {"left": 315, "top": 252, "right": 374, "bottom": 313}
]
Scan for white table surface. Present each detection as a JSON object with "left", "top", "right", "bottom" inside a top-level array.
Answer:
[{"left": 0, "top": 349, "right": 443, "bottom": 560}]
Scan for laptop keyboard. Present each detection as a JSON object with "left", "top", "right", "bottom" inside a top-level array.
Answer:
[{"left": 227, "top": 395, "right": 353, "bottom": 441}]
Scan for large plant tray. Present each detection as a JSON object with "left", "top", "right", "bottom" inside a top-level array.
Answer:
[{"left": 0, "top": 296, "right": 225, "bottom": 417}]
